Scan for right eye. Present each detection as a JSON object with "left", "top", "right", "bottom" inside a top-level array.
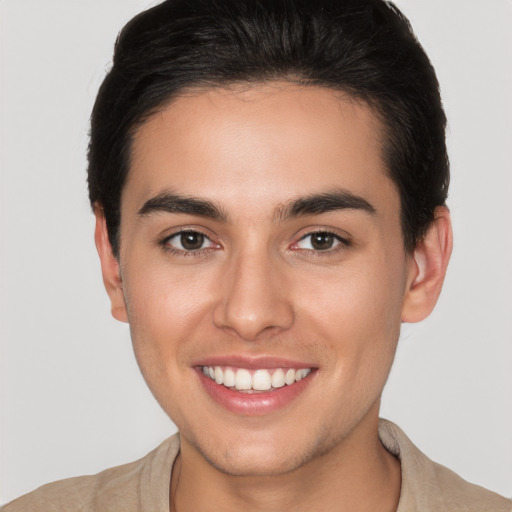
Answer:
[{"left": 164, "top": 230, "right": 216, "bottom": 252}]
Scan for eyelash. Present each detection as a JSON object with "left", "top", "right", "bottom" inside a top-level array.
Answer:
[
  {"left": 160, "top": 229, "right": 217, "bottom": 257},
  {"left": 159, "top": 229, "right": 351, "bottom": 257},
  {"left": 294, "top": 230, "right": 351, "bottom": 254}
]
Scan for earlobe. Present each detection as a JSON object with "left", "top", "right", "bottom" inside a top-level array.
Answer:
[
  {"left": 401, "top": 206, "right": 453, "bottom": 323},
  {"left": 94, "top": 206, "right": 128, "bottom": 323}
]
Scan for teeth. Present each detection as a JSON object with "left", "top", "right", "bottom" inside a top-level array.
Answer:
[
  {"left": 201, "top": 365, "right": 312, "bottom": 391},
  {"left": 295, "top": 368, "right": 310, "bottom": 381},
  {"left": 223, "top": 368, "right": 236, "bottom": 387},
  {"left": 235, "top": 369, "right": 252, "bottom": 390},
  {"left": 285, "top": 368, "right": 296, "bottom": 385},
  {"left": 271, "top": 368, "right": 285, "bottom": 388},
  {"left": 253, "top": 369, "right": 272, "bottom": 391},
  {"left": 214, "top": 366, "right": 223, "bottom": 385}
]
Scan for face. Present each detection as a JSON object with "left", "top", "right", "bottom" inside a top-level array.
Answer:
[{"left": 109, "top": 83, "right": 417, "bottom": 476}]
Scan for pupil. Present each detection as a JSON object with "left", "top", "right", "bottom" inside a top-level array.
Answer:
[
  {"left": 311, "top": 233, "right": 333, "bottom": 250},
  {"left": 181, "top": 232, "right": 204, "bottom": 250}
]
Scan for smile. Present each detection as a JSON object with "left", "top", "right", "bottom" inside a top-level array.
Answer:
[
  {"left": 196, "top": 361, "right": 316, "bottom": 415},
  {"left": 201, "top": 366, "right": 312, "bottom": 392}
]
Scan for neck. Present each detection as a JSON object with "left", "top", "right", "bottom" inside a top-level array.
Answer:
[{"left": 170, "top": 413, "right": 401, "bottom": 512}]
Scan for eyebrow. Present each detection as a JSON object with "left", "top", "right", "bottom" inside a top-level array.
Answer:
[
  {"left": 138, "top": 192, "right": 228, "bottom": 221},
  {"left": 137, "top": 188, "right": 376, "bottom": 222},
  {"left": 274, "top": 188, "right": 376, "bottom": 222}
]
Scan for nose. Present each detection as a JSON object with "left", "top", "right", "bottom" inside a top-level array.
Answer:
[{"left": 213, "top": 249, "right": 294, "bottom": 341}]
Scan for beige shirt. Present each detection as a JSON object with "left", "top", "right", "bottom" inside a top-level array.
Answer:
[{"left": 3, "top": 420, "right": 510, "bottom": 511}]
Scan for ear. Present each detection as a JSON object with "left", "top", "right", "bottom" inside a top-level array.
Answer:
[
  {"left": 94, "top": 206, "right": 128, "bottom": 323},
  {"left": 401, "top": 206, "right": 453, "bottom": 323}
]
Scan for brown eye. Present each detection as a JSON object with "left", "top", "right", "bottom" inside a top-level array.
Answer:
[
  {"left": 296, "top": 231, "right": 346, "bottom": 251},
  {"left": 181, "top": 232, "right": 204, "bottom": 250},
  {"left": 310, "top": 233, "right": 335, "bottom": 250},
  {"left": 166, "top": 231, "right": 214, "bottom": 252}
]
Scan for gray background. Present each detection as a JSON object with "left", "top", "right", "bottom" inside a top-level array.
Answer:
[{"left": 1, "top": 0, "right": 511, "bottom": 504}]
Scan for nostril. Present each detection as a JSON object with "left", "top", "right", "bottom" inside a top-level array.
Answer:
[{"left": 213, "top": 301, "right": 294, "bottom": 341}]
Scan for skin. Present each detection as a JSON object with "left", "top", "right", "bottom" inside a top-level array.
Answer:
[{"left": 95, "top": 82, "right": 452, "bottom": 511}]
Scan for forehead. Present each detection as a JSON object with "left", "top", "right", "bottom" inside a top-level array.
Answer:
[{"left": 125, "top": 83, "right": 398, "bottom": 221}]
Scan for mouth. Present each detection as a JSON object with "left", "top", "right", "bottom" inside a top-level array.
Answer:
[{"left": 194, "top": 358, "right": 317, "bottom": 415}]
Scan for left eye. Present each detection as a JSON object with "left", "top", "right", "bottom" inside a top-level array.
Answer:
[
  {"left": 165, "top": 231, "right": 215, "bottom": 251},
  {"left": 296, "top": 232, "right": 343, "bottom": 251}
]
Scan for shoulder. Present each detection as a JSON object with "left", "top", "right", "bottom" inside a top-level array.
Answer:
[
  {"left": 379, "top": 419, "right": 511, "bottom": 512},
  {"left": 432, "top": 461, "right": 511, "bottom": 511},
  {"left": 2, "top": 434, "right": 180, "bottom": 512}
]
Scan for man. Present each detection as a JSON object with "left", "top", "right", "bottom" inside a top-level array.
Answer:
[{"left": 2, "top": 0, "right": 510, "bottom": 510}]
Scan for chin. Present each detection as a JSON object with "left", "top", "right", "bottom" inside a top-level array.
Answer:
[
  {"left": 203, "top": 444, "right": 310, "bottom": 477},
  {"left": 184, "top": 422, "right": 331, "bottom": 477}
]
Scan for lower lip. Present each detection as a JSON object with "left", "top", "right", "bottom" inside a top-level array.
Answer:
[{"left": 196, "top": 369, "right": 315, "bottom": 415}]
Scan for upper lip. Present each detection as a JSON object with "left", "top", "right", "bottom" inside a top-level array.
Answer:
[{"left": 192, "top": 354, "right": 317, "bottom": 370}]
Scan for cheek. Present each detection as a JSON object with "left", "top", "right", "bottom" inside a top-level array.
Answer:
[
  {"left": 296, "top": 251, "right": 406, "bottom": 383},
  {"left": 303, "top": 263, "right": 404, "bottom": 338},
  {"left": 125, "top": 256, "right": 212, "bottom": 331},
  {"left": 121, "top": 260, "right": 215, "bottom": 381},
  {"left": 121, "top": 263, "right": 220, "bottom": 427}
]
